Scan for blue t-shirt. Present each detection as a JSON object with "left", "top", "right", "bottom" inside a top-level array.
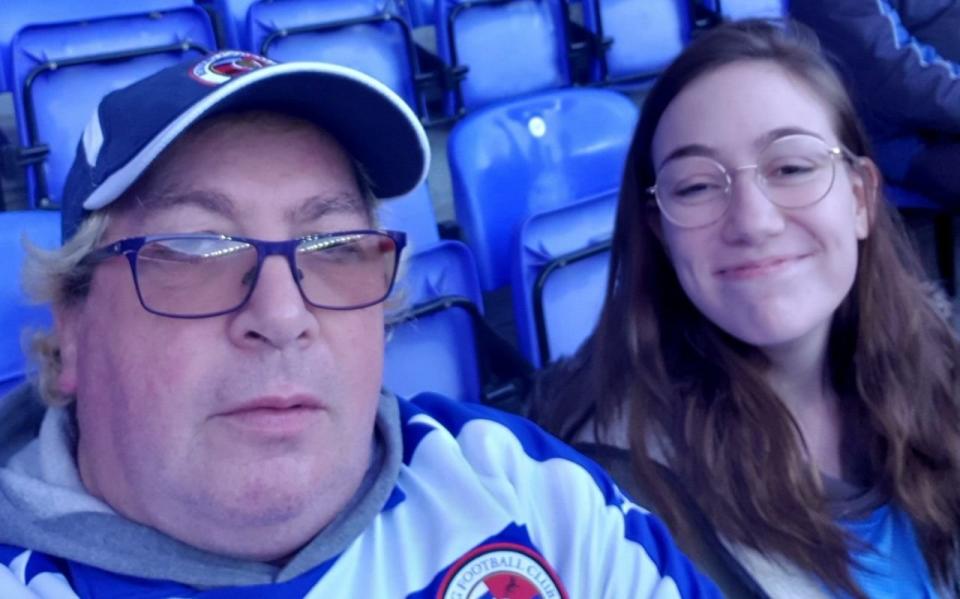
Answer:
[{"left": 840, "top": 502, "right": 941, "bottom": 598}]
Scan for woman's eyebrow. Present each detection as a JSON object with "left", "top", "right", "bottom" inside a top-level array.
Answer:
[
  {"left": 754, "top": 126, "right": 825, "bottom": 149},
  {"left": 657, "top": 126, "right": 830, "bottom": 170},
  {"left": 657, "top": 144, "right": 718, "bottom": 170}
]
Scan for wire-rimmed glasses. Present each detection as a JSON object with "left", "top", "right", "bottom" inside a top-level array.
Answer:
[
  {"left": 647, "top": 134, "right": 859, "bottom": 228},
  {"left": 81, "top": 230, "right": 406, "bottom": 318}
]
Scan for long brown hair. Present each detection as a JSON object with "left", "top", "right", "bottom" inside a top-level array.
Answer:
[{"left": 532, "top": 19, "right": 960, "bottom": 597}]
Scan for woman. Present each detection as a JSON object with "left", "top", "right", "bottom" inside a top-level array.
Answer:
[{"left": 531, "top": 19, "right": 960, "bottom": 599}]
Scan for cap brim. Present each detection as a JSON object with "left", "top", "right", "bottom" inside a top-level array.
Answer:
[{"left": 83, "top": 61, "right": 429, "bottom": 211}]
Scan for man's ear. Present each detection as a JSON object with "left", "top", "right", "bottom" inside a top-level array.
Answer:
[
  {"left": 850, "top": 157, "right": 880, "bottom": 240},
  {"left": 54, "top": 305, "right": 80, "bottom": 396}
]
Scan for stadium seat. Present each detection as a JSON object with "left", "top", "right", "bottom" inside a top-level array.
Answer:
[
  {"left": 703, "top": 0, "right": 788, "bottom": 19},
  {"left": 886, "top": 184, "right": 956, "bottom": 295},
  {"left": 581, "top": 0, "right": 690, "bottom": 85},
  {"left": 435, "top": 0, "right": 572, "bottom": 115},
  {"left": 246, "top": 0, "right": 423, "bottom": 112},
  {"left": 8, "top": 7, "right": 216, "bottom": 209},
  {"left": 886, "top": 184, "right": 941, "bottom": 211},
  {"left": 0, "top": 0, "right": 195, "bottom": 93},
  {"left": 384, "top": 240, "right": 485, "bottom": 402},
  {"left": 406, "top": 0, "right": 437, "bottom": 27},
  {"left": 447, "top": 87, "right": 637, "bottom": 290},
  {"left": 0, "top": 210, "right": 60, "bottom": 397},
  {"left": 511, "top": 190, "right": 616, "bottom": 366},
  {"left": 211, "top": 0, "right": 260, "bottom": 49},
  {"left": 376, "top": 182, "right": 440, "bottom": 253}
]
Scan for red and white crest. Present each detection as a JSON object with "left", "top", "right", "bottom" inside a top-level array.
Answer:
[
  {"left": 437, "top": 543, "right": 568, "bottom": 599},
  {"left": 190, "top": 51, "right": 275, "bottom": 86}
]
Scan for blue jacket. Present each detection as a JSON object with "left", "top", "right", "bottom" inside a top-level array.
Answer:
[{"left": 791, "top": 0, "right": 960, "bottom": 178}]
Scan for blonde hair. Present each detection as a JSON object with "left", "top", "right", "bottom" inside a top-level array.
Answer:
[{"left": 22, "top": 212, "right": 110, "bottom": 407}]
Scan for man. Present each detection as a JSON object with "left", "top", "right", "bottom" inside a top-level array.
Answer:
[{"left": 0, "top": 51, "right": 718, "bottom": 597}]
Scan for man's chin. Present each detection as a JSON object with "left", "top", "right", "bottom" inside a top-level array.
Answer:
[
  {"left": 153, "top": 485, "right": 321, "bottom": 557},
  {"left": 202, "top": 482, "right": 316, "bottom": 527}
]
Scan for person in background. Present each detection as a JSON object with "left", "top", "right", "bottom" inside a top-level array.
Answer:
[
  {"left": 0, "top": 51, "right": 720, "bottom": 598},
  {"left": 791, "top": 0, "right": 960, "bottom": 207},
  {"left": 531, "top": 20, "right": 960, "bottom": 599}
]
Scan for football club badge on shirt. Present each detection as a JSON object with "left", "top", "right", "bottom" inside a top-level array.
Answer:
[
  {"left": 190, "top": 51, "right": 275, "bottom": 86},
  {"left": 437, "top": 542, "right": 568, "bottom": 599}
]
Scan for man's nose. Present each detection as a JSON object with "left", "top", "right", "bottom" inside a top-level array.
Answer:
[{"left": 227, "top": 255, "right": 319, "bottom": 349}]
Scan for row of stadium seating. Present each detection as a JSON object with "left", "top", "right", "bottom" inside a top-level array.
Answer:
[
  {"left": 210, "top": 0, "right": 786, "bottom": 113},
  {"left": 0, "top": 0, "right": 787, "bottom": 211}
]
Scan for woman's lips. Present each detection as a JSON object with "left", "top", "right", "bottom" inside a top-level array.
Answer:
[{"left": 716, "top": 253, "right": 812, "bottom": 279}]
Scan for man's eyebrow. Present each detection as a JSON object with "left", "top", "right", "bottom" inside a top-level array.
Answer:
[
  {"left": 132, "top": 188, "right": 237, "bottom": 219},
  {"left": 288, "top": 193, "right": 368, "bottom": 224}
]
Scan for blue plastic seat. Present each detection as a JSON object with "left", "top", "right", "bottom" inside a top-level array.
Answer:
[
  {"left": 708, "top": 0, "right": 788, "bottom": 19},
  {"left": 216, "top": 0, "right": 419, "bottom": 49},
  {"left": 582, "top": 0, "right": 690, "bottom": 85},
  {"left": 246, "top": 0, "right": 423, "bottom": 113},
  {"left": 406, "top": 0, "right": 436, "bottom": 26},
  {"left": 435, "top": 0, "right": 572, "bottom": 115},
  {"left": 885, "top": 184, "right": 941, "bottom": 211},
  {"left": 9, "top": 7, "right": 216, "bottom": 208},
  {"left": 447, "top": 87, "right": 637, "bottom": 290},
  {"left": 212, "top": 0, "right": 260, "bottom": 49},
  {"left": 384, "top": 240, "right": 485, "bottom": 402},
  {"left": 0, "top": 210, "right": 60, "bottom": 397},
  {"left": 511, "top": 191, "right": 616, "bottom": 366},
  {"left": 376, "top": 182, "right": 440, "bottom": 253},
  {"left": 0, "top": 0, "right": 195, "bottom": 93}
]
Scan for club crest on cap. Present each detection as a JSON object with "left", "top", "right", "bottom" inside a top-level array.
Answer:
[{"left": 190, "top": 51, "right": 275, "bottom": 86}]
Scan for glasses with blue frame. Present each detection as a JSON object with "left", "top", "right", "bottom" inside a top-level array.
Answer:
[{"left": 81, "top": 230, "right": 407, "bottom": 318}]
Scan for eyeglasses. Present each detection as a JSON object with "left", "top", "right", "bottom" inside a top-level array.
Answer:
[
  {"left": 82, "top": 230, "right": 406, "bottom": 318},
  {"left": 647, "top": 134, "right": 859, "bottom": 228}
]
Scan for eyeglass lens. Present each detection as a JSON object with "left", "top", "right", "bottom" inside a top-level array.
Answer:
[
  {"left": 133, "top": 233, "right": 397, "bottom": 317},
  {"left": 655, "top": 135, "right": 839, "bottom": 227}
]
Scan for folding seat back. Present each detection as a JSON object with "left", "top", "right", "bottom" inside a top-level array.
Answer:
[
  {"left": 436, "top": 0, "right": 572, "bottom": 114},
  {"left": 406, "top": 0, "right": 436, "bottom": 26},
  {"left": 0, "top": 0, "right": 195, "bottom": 93},
  {"left": 212, "top": 0, "right": 260, "bottom": 49},
  {"left": 715, "top": 0, "right": 787, "bottom": 19},
  {"left": 376, "top": 182, "right": 440, "bottom": 254},
  {"left": 511, "top": 191, "right": 616, "bottom": 366},
  {"left": 384, "top": 240, "right": 485, "bottom": 402},
  {"left": 9, "top": 7, "right": 216, "bottom": 208},
  {"left": 448, "top": 87, "right": 637, "bottom": 290},
  {"left": 886, "top": 184, "right": 941, "bottom": 210},
  {"left": 582, "top": 0, "right": 690, "bottom": 84},
  {"left": 0, "top": 210, "right": 60, "bottom": 397},
  {"left": 247, "top": 0, "right": 422, "bottom": 112}
]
